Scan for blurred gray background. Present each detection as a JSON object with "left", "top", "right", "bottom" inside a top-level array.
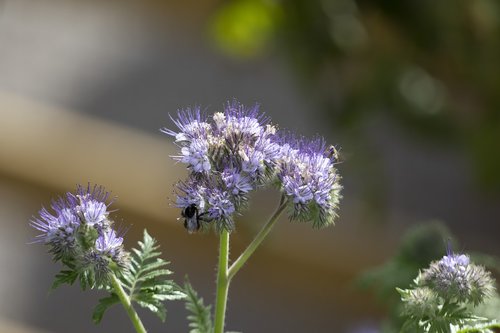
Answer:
[{"left": 1, "top": 0, "right": 499, "bottom": 332}]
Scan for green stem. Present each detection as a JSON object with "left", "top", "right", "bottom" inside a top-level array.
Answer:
[
  {"left": 213, "top": 229, "right": 230, "bottom": 333},
  {"left": 228, "top": 196, "right": 287, "bottom": 281},
  {"left": 110, "top": 273, "right": 147, "bottom": 333},
  {"left": 213, "top": 196, "right": 288, "bottom": 333}
]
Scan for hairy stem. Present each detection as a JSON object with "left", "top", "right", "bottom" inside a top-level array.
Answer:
[
  {"left": 213, "top": 229, "right": 230, "bottom": 333},
  {"left": 213, "top": 196, "right": 288, "bottom": 333},
  {"left": 110, "top": 273, "right": 147, "bottom": 333},
  {"left": 228, "top": 196, "right": 288, "bottom": 280}
]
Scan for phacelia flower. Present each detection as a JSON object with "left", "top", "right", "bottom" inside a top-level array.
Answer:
[
  {"left": 163, "top": 106, "right": 211, "bottom": 144},
  {"left": 165, "top": 100, "right": 342, "bottom": 232},
  {"left": 31, "top": 184, "right": 129, "bottom": 286},
  {"left": 31, "top": 205, "right": 80, "bottom": 260},
  {"left": 277, "top": 136, "right": 342, "bottom": 228},
  {"left": 77, "top": 200, "right": 108, "bottom": 227},
  {"left": 175, "top": 178, "right": 207, "bottom": 212},
  {"left": 206, "top": 188, "right": 236, "bottom": 230},
  {"left": 95, "top": 229, "right": 124, "bottom": 256},
  {"left": 222, "top": 168, "right": 253, "bottom": 197},
  {"left": 180, "top": 138, "right": 211, "bottom": 172},
  {"left": 217, "top": 101, "right": 267, "bottom": 139},
  {"left": 162, "top": 108, "right": 213, "bottom": 173},
  {"left": 419, "top": 252, "right": 495, "bottom": 305},
  {"left": 31, "top": 184, "right": 111, "bottom": 259},
  {"left": 91, "top": 229, "right": 129, "bottom": 281}
]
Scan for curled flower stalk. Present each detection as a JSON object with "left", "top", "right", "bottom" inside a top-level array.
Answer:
[{"left": 165, "top": 100, "right": 342, "bottom": 333}]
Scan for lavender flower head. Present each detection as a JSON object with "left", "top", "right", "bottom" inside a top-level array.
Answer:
[
  {"left": 31, "top": 184, "right": 128, "bottom": 285},
  {"left": 164, "top": 100, "right": 342, "bottom": 232},
  {"left": 278, "top": 137, "right": 342, "bottom": 228},
  {"left": 419, "top": 252, "right": 495, "bottom": 305}
]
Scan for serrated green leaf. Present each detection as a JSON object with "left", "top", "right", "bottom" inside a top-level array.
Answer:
[
  {"left": 51, "top": 269, "right": 79, "bottom": 290},
  {"left": 88, "top": 229, "right": 185, "bottom": 324},
  {"left": 156, "top": 291, "right": 186, "bottom": 301},
  {"left": 92, "top": 294, "right": 120, "bottom": 324},
  {"left": 135, "top": 297, "right": 163, "bottom": 311},
  {"left": 137, "top": 269, "right": 173, "bottom": 283},
  {"left": 184, "top": 279, "right": 213, "bottom": 333},
  {"left": 118, "top": 229, "right": 186, "bottom": 322}
]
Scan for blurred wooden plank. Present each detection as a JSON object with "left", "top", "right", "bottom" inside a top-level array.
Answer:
[
  {"left": 0, "top": 91, "right": 185, "bottom": 223},
  {"left": 0, "top": 91, "right": 391, "bottom": 276},
  {"left": 0, "top": 318, "right": 49, "bottom": 333}
]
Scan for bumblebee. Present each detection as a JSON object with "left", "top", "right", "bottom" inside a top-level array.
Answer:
[
  {"left": 181, "top": 204, "right": 207, "bottom": 233},
  {"left": 325, "top": 145, "right": 343, "bottom": 164}
]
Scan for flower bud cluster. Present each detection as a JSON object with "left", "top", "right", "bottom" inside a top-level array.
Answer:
[
  {"left": 398, "top": 286, "right": 439, "bottom": 319},
  {"left": 164, "top": 100, "right": 342, "bottom": 232},
  {"left": 31, "top": 184, "right": 129, "bottom": 284},
  {"left": 399, "top": 252, "right": 496, "bottom": 331},
  {"left": 419, "top": 253, "right": 495, "bottom": 306}
]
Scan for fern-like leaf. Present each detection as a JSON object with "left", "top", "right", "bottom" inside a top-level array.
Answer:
[
  {"left": 92, "top": 294, "right": 120, "bottom": 324},
  {"left": 51, "top": 269, "right": 79, "bottom": 290},
  {"left": 184, "top": 279, "right": 213, "bottom": 333},
  {"left": 92, "top": 229, "right": 185, "bottom": 323}
]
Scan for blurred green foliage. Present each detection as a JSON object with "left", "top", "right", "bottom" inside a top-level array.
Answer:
[
  {"left": 210, "top": 0, "right": 500, "bottom": 193},
  {"left": 210, "top": 0, "right": 280, "bottom": 58},
  {"left": 208, "top": 3, "right": 500, "bottom": 328},
  {"left": 357, "top": 222, "right": 500, "bottom": 332},
  {"left": 357, "top": 222, "right": 453, "bottom": 331}
]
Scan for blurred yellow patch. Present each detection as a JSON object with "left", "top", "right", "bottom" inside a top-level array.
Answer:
[{"left": 209, "top": 0, "right": 280, "bottom": 58}]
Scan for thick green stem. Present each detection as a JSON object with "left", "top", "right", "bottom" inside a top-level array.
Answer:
[
  {"left": 213, "top": 197, "right": 288, "bottom": 333},
  {"left": 213, "top": 229, "right": 230, "bottom": 333},
  {"left": 228, "top": 196, "right": 287, "bottom": 281},
  {"left": 110, "top": 273, "right": 147, "bottom": 333}
]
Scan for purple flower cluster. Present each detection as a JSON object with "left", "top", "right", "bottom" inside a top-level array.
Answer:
[
  {"left": 164, "top": 100, "right": 342, "bottom": 232},
  {"left": 278, "top": 137, "right": 342, "bottom": 228},
  {"left": 31, "top": 184, "right": 128, "bottom": 284},
  {"left": 420, "top": 253, "right": 495, "bottom": 305}
]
